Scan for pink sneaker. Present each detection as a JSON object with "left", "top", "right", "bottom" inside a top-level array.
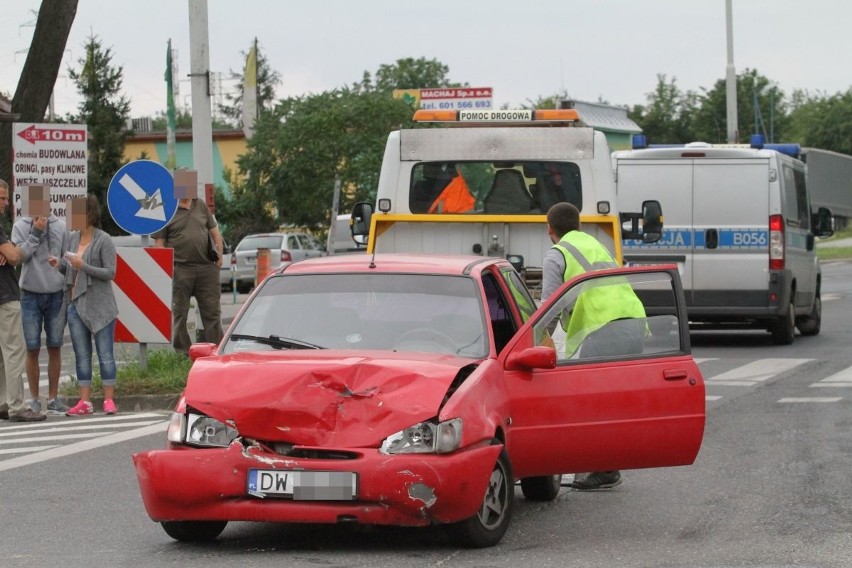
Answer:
[
  {"left": 66, "top": 400, "right": 94, "bottom": 416},
  {"left": 103, "top": 399, "right": 117, "bottom": 415}
]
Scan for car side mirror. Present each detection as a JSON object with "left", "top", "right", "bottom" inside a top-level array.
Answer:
[
  {"left": 351, "top": 202, "right": 373, "bottom": 239},
  {"left": 188, "top": 343, "right": 217, "bottom": 361},
  {"left": 506, "top": 346, "right": 557, "bottom": 371}
]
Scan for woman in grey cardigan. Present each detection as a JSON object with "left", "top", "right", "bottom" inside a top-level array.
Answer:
[{"left": 49, "top": 194, "right": 119, "bottom": 416}]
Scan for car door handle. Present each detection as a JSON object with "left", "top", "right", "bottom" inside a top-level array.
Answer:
[{"left": 663, "top": 369, "right": 688, "bottom": 381}]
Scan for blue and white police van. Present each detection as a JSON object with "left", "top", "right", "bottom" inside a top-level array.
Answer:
[{"left": 612, "top": 136, "right": 833, "bottom": 344}]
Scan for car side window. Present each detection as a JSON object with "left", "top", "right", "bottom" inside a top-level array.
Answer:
[
  {"left": 297, "top": 234, "right": 317, "bottom": 250},
  {"left": 287, "top": 235, "right": 300, "bottom": 250},
  {"left": 481, "top": 273, "right": 519, "bottom": 354},
  {"left": 533, "top": 270, "right": 684, "bottom": 364}
]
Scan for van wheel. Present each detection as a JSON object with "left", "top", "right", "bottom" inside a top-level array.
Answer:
[
  {"left": 770, "top": 300, "right": 796, "bottom": 345},
  {"left": 797, "top": 293, "right": 821, "bottom": 336}
]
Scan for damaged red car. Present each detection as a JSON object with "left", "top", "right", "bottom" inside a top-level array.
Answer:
[{"left": 133, "top": 254, "right": 705, "bottom": 548}]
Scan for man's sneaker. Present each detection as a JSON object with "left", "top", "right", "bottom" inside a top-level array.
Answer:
[
  {"left": 66, "top": 400, "right": 94, "bottom": 416},
  {"left": 46, "top": 398, "right": 70, "bottom": 415},
  {"left": 0, "top": 408, "right": 10, "bottom": 420},
  {"left": 10, "top": 408, "right": 47, "bottom": 422},
  {"left": 103, "top": 399, "right": 117, "bottom": 415},
  {"left": 28, "top": 399, "right": 42, "bottom": 413},
  {"left": 570, "top": 470, "right": 622, "bottom": 491}
]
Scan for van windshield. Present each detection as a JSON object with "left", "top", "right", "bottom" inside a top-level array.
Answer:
[{"left": 410, "top": 161, "right": 582, "bottom": 215}]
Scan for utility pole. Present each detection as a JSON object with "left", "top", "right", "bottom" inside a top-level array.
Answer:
[
  {"left": 725, "top": 0, "right": 739, "bottom": 143},
  {"left": 188, "top": 0, "right": 215, "bottom": 340}
]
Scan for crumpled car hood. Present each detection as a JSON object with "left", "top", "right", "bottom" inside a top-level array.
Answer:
[{"left": 184, "top": 350, "right": 475, "bottom": 448}]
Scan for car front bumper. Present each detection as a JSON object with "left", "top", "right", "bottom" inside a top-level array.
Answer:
[{"left": 133, "top": 440, "right": 501, "bottom": 527}]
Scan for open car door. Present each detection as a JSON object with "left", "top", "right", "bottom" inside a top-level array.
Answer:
[{"left": 500, "top": 265, "right": 705, "bottom": 480}]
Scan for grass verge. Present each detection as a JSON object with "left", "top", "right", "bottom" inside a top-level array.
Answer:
[{"left": 60, "top": 347, "right": 191, "bottom": 397}]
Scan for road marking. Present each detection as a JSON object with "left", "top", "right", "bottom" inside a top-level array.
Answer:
[
  {"left": 704, "top": 358, "right": 812, "bottom": 386},
  {"left": 705, "top": 395, "right": 722, "bottom": 401},
  {"left": 810, "top": 366, "right": 852, "bottom": 387},
  {"left": 0, "top": 445, "right": 59, "bottom": 456},
  {"left": 0, "top": 419, "right": 165, "bottom": 438},
  {"left": 0, "top": 421, "right": 167, "bottom": 473},
  {"left": 777, "top": 397, "right": 842, "bottom": 403},
  {"left": 0, "top": 432, "right": 104, "bottom": 445},
  {"left": 0, "top": 413, "right": 165, "bottom": 434}
]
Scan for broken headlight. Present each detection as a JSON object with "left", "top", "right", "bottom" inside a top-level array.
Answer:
[
  {"left": 167, "top": 411, "right": 238, "bottom": 448},
  {"left": 380, "top": 418, "right": 462, "bottom": 455}
]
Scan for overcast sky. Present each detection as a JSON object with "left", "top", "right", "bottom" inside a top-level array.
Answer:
[{"left": 2, "top": 0, "right": 851, "bottom": 121}]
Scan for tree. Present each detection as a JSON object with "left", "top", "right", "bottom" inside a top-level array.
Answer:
[
  {"left": 630, "top": 75, "right": 698, "bottom": 144},
  {"left": 67, "top": 35, "right": 132, "bottom": 235},
  {"left": 0, "top": 0, "right": 78, "bottom": 201},
  {"left": 218, "top": 40, "right": 281, "bottom": 128},
  {"left": 691, "top": 69, "right": 789, "bottom": 144},
  {"left": 788, "top": 89, "right": 852, "bottom": 154},
  {"left": 355, "top": 57, "right": 460, "bottom": 93}
]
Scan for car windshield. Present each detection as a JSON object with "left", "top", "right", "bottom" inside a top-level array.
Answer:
[
  {"left": 237, "top": 235, "right": 283, "bottom": 251},
  {"left": 223, "top": 273, "right": 488, "bottom": 357}
]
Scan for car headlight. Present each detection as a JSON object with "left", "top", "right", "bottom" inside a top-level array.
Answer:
[
  {"left": 167, "top": 411, "right": 239, "bottom": 448},
  {"left": 380, "top": 418, "right": 462, "bottom": 455}
]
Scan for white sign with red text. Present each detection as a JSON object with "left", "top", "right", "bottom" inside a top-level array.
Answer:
[
  {"left": 418, "top": 87, "right": 493, "bottom": 111},
  {"left": 11, "top": 122, "right": 88, "bottom": 220}
]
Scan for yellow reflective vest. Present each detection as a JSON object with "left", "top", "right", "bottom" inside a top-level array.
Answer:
[{"left": 553, "top": 230, "right": 646, "bottom": 356}]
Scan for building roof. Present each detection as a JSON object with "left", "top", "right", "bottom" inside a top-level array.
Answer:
[{"left": 560, "top": 100, "right": 641, "bottom": 134}]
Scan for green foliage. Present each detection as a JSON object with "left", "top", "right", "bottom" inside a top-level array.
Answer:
[
  {"left": 361, "top": 57, "right": 459, "bottom": 93},
  {"left": 788, "top": 88, "right": 852, "bottom": 154},
  {"left": 67, "top": 34, "right": 131, "bottom": 235},
  {"left": 630, "top": 75, "right": 698, "bottom": 144},
  {"left": 61, "top": 348, "right": 192, "bottom": 396}
]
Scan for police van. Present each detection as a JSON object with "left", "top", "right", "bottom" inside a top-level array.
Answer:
[
  {"left": 612, "top": 138, "right": 834, "bottom": 344},
  {"left": 351, "top": 108, "right": 662, "bottom": 296}
]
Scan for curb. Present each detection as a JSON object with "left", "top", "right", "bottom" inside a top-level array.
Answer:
[{"left": 65, "top": 394, "right": 180, "bottom": 413}]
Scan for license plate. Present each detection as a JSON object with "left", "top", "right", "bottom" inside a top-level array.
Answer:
[{"left": 247, "top": 469, "right": 358, "bottom": 500}]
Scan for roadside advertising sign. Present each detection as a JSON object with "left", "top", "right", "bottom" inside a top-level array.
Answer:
[
  {"left": 418, "top": 87, "right": 493, "bottom": 111},
  {"left": 11, "top": 123, "right": 88, "bottom": 219}
]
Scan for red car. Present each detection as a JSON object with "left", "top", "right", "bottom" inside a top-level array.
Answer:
[{"left": 133, "top": 254, "right": 705, "bottom": 548}]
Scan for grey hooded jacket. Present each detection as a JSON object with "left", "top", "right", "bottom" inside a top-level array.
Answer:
[
  {"left": 12, "top": 214, "right": 68, "bottom": 294},
  {"left": 59, "top": 229, "right": 118, "bottom": 333}
]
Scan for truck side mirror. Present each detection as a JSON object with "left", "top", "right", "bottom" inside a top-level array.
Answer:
[
  {"left": 812, "top": 207, "right": 834, "bottom": 238},
  {"left": 350, "top": 202, "right": 373, "bottom": 240},
  {"left": 642, "top": 200, "right": 663, "bottom": 243}
]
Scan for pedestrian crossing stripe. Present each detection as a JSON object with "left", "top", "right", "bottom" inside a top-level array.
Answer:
[
  {"left": 702, "top": 358, "right": 812, "bottom": 386},
  {"left": 810, "top": 366, "right": 852, "bottom": 387}
]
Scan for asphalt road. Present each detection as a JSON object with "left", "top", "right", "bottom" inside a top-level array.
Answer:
[{"left": 2, "top": 262, "right": 851, "bottom": 567}]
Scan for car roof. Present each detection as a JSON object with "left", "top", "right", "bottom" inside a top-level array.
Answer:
[{"left": 279, "top": 253, "right": 505, "bottom": 276}]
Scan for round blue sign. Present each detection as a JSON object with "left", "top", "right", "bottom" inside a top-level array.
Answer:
[{"left": 107, "top": 160, "right": 177, "bottom": 235}]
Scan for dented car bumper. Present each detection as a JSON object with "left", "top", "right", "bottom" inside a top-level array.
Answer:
[{"left": 133, "top": 441, "right": 502, "bottom": 527}]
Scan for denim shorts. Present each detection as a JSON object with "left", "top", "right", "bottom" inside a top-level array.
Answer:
[{"left": 21, "top": 290, "right": 67, "bottom": 350}]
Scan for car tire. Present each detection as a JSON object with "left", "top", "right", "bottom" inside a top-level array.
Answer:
[
  {"left": 444, "top": 443, "right": 514, "bottom": 548},
  {"left": 161, "top": 520, "right": 228, "bottom": 542},
  {"left": 770, "top": 299, "right": 796, "bottom": 345},
  {"left": 520, "top": 474, "right": 562, "bottom": 501},
  {"left": 796, "top": 293, "right": 821, "bottom": 336},
  {"left": 236, "top": 282, "right": 252, "bottom": 294}
]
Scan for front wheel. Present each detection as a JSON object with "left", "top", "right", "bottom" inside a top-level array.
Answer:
[
  {"left": 797, "top": 293, "right": 821, "bottom": 336},
  {"left": 444, "top": 445, "right": 514, "bottom": 548},
  {"left": 161, "top": 520, "right": 228, "bottom": 542}
]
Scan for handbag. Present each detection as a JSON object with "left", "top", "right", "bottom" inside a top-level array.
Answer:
[{"left": 207, "top": 233, "right": 220, "bottom": 263}]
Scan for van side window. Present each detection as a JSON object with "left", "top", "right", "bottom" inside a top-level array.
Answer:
[{"left": 781, "top": 165, "right": 809, "bottom": 229}]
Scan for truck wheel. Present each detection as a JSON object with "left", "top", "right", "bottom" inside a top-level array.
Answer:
[
  {"left": 444, "top": 445, "right": 514, "bottom": 548},
  {"left": 796, "top": 293, "right": 821, "bottom": 336},
  {"left": 770, "top": 300, "right": 795, "bottom": 345},
  {"left": 520, "top": 474, "right": 562, "bottom": 501}
]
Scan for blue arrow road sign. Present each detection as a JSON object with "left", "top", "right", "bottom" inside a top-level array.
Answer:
[{"left": 107, "top": 160, "right": 177, "bottom": 235}]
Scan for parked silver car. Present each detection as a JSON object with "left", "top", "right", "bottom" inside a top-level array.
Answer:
[{"left": 231, "top": 232, "right": 326, "bottom": 293}]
